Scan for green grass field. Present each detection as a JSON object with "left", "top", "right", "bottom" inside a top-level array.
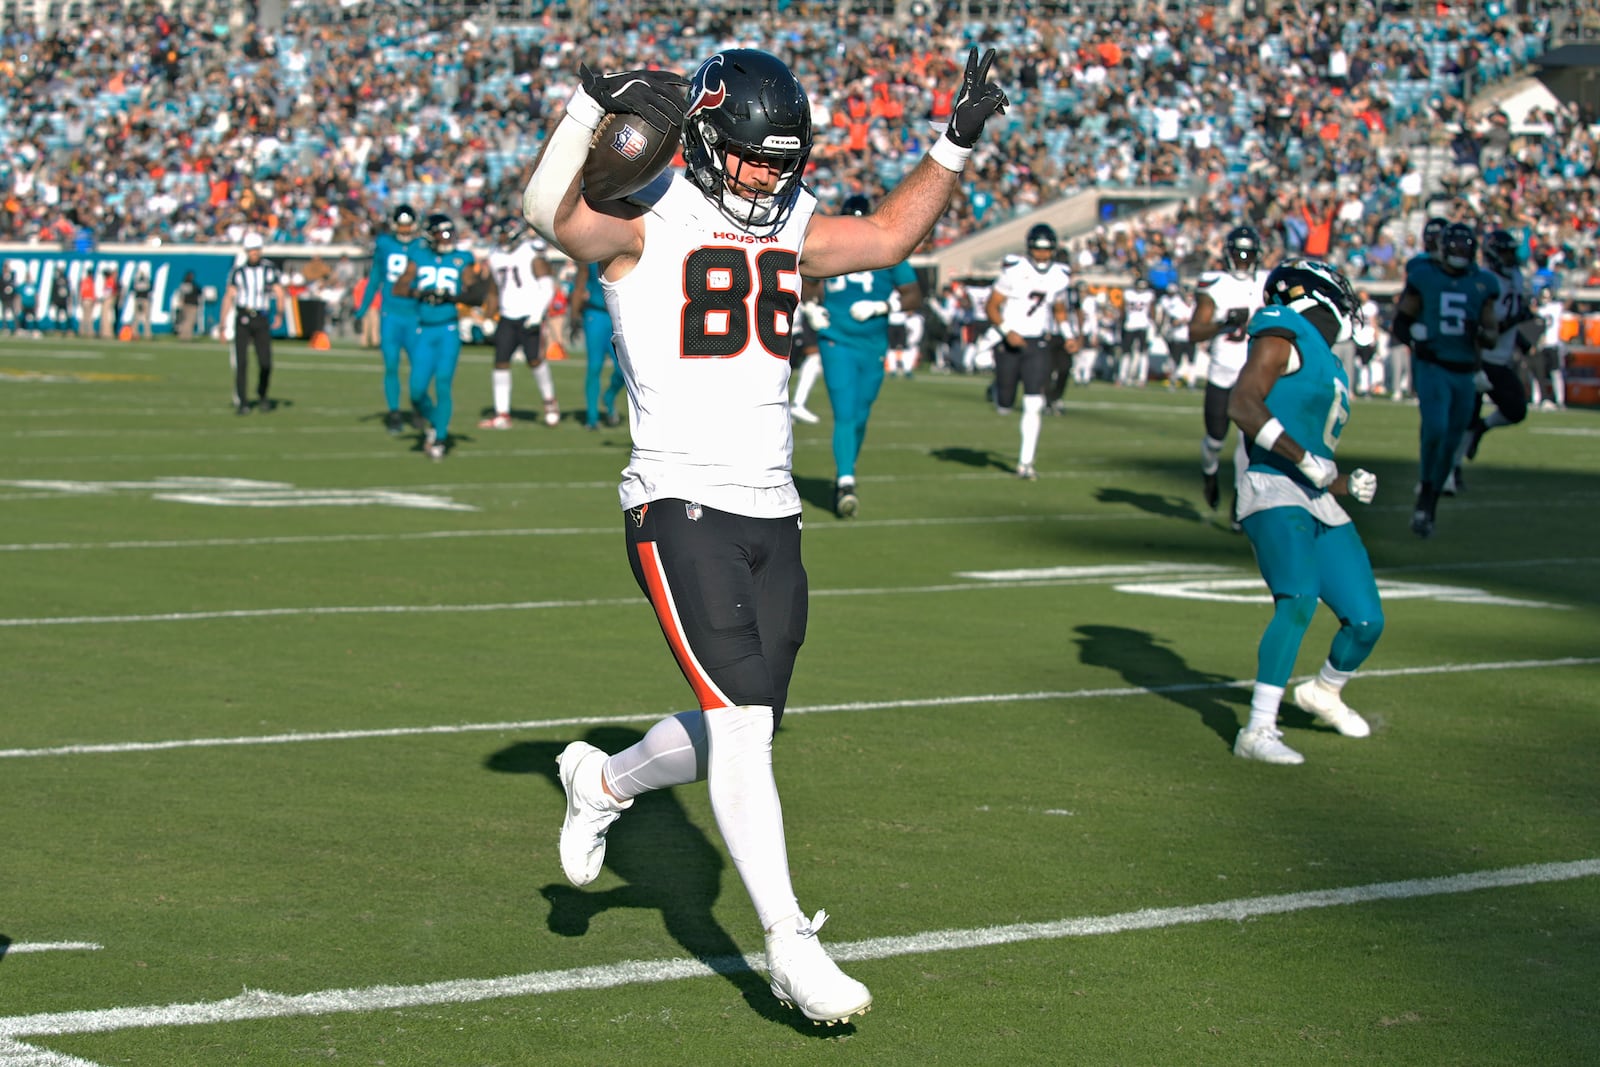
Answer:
[{"left": 2, "top": 334, "right": 1597, "bottom": 1066}]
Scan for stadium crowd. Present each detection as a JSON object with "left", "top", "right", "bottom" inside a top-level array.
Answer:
[{"left": 0, "top": 0, "right": 1593, "bottom": 290}]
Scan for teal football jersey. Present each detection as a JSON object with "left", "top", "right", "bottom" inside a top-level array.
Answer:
[
  {"left": 409, "top": 247, "right": 477, "bottom": 327},
  {"left": 1245, "top": 304, "right": 1351, "bottom": 484},
  {"left": 1409, "top": 265, "right": 1498, "bottom": 367}
]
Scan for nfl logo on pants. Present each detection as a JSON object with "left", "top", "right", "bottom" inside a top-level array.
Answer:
[{"left": 685, "top": 502, "right": 703, "bottom": 522}]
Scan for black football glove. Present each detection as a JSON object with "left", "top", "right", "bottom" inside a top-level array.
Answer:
[
  {"left": 945, "top": 47, "right": 1009, "bottom": 148},
  {"left": 1222, "top": 307, "right": 1250, "bottom": 330},
  {"left": 579, "top": 64, "right": 690, "bottom": 135}
]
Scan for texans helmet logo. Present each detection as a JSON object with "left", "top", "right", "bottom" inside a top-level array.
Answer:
[{"left": 686, "top": 54, "right": 727, "bottom": 119}]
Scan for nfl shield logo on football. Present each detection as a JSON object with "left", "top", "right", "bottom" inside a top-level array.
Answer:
[
  {"left": 611, "top": 124, "right": 648, "bottom": 161},
  {"left": 685, "top": 502, "right": 703, "bottom": 522}
]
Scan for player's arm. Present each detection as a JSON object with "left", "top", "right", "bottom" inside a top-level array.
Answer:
[
  {"left": 1187, "top": 290, "right": 1229, "bottom": 344},
  {"left": 986, "top": 286, "right": 1019, "bottom": 346},
  {"left": 392, "top": 261, "right": 422, "bottom": 301},
  {"left": 801, "top": 48, "right": 1006, "bottom": 278},
  {"left": 355, "top": 246, "right": 383, "bottom": 318},
  {"left": 270, "top": 280, "right": 287, "bottom": 323},
  {"left": 522, "top": 67, "right": 685, "bottom": 267},
  {"left": 1475, "top": 292, "right": 1500, "bottom": 353},
  {"left": 481, "top": 265, "right": 501, "bottom": 320},
  {"left": 1229, "top": 332, "right": 1344, "bottom": 493},
  {"left": 1389, "top": 284, "right": 1422, "bottom": 345},
  {"left": 895, "top": 280, "right": 924, "bottom": 314}
]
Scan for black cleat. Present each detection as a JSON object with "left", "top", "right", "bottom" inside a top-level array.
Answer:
[
  {"left": 234, "top": 402, "right": 251, "bottom": 416},
  {"left": 1202, "top": 470, "right": 1220, "bottom": 510},
  {"left": 256, "top": 398, "right": 275, "bottom": 413},
  {"left": 385, "top": 410, "right": 405, "bottom": 435},
  {"left": 834, "top": 483, "right": 859, "bottom": 519},
  {"left": 1410, "top": 509, "right": 1436, "bottom": 539}
]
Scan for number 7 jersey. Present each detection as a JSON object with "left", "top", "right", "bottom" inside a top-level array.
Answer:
[{"left": 603, "top": 174, "right": 814, "bottom": 516}]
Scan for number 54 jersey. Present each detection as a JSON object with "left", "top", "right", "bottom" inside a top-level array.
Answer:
[{"left": 603, "top": 174, "right": 815, "bottom": 517}]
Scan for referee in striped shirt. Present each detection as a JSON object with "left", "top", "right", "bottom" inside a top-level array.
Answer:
[{"left": 220, "top": 233, "right": 287, "bottom": 414}]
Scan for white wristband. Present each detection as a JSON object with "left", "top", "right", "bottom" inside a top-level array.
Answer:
[
  {"left": 928, "top": 134, "right": 972, "bottom": 173},
  {"left": 1255, "top": 417, "right": 1285, "bottom": 452},
  {"left": 565, "top": 87, "right": 606, "bottom": 131}
]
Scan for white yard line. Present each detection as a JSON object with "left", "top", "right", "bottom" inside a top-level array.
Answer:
[
  {"left": 1, "top": 857, "right": 1595, "bottom": 1056},
  {"left": 1, "top": 944, "right": 101, "bottom": 956},
  {"left": 2, "top": 656, "right": 1594, "bottom": 761}
]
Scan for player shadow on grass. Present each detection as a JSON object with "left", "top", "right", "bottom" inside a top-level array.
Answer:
[
  {"left": 1094, "top": 486, "right": 1204, "bottom": 522},
  {"left": 485, "top": 732, "right": 837, "bottom": 1033},
  {"left": 930, "top": 446, "right": 1013, "bottom": 471},
  {"left": 1072, "top": 625, "right": 1246, "bottom": 750},
  {"left": 0, "top": 934, "right": 11, "bottom": 961}
]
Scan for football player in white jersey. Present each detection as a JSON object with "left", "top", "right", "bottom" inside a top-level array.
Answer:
[
  {"left": 985, "top": 223, "right": 1073, "bottom": 479},
  {"left": 1455, "top": 229, "right": 1534, "bottom": 479},
  {"left": 1188, "top": 225, "right": 1271, "bottom": 524},
  {"left": 1116, "top": 275, "right": 1157, "bottom": 387},
  {"left": 1532, "top": 285, "right": 1566, "bottom": 410},
  {"left": 523, "top": 46, "right": 1007, "bottom": 1026},
  {"left": 480, "top": 219, "right": 559, "bottom": 428}
]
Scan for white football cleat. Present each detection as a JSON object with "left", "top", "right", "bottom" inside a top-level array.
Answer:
[
  {"left": 1233, "top": 726, "right": 1304, "bottom": 765},
  {"left": 791, "top": 404, "right": 820, "bottom": 425},
  {"left": 1292, "top": 679, "right": 1371, "bottom": 738},
  {"left": 766, "top": 911, "right": 872, "bottom": 1025},
  {"left": 556, "top": 741, "right": 631, "bottom": 887},
  {"left": 542, "top": 399, "right": 561, "bottom": 426},
  {"left": 478, "top": 413, "right": 513, "bottom": 430}
]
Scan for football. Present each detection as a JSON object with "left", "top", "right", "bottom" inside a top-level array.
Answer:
[{"left": 583, "top": 112, "right": 681, "bottom": 203}]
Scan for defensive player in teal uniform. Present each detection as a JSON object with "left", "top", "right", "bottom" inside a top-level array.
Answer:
[
  {"left": 1389, "top": 222, "right": 1499, "bottom": 538},
  {"left": 355, "top": 204, "right": 423, "bottom": 434},
  {"left": 394, "top": 214, "right": 480, "bottom": 460},
  {"left": 572, "top": 261, "right": 625, "bottom": 430},
  {"left": 1226, "top": 260, "right": 1385, "bottom": 766},
  {"left": 807, "top": 194, "right": 922, "bottom": 518}
]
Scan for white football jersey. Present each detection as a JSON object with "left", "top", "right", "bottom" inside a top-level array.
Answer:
[
  {"left": 1194, "top": 267, "right": 1269, "bottom": 379},
  {"left": 1121, "top": 286, "right": 1156, "bottom": 330},
  {"left": 488, "top": 242, "right": 554, "bottom": 321},
  {"left": 991, "top": 260, "right": 1072, "bottom": 339},
  {"left": 604, "top": 174, "right": 813, "bottom": 517},
  {"left": 1483, "top": 266, "right": 1527, "bottom": 367}
]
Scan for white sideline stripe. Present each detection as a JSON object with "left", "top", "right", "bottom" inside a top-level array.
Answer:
[
  {"left": 0, "top": 572, "right": 1243, "bottom": 629},
  {"left": 2, "top": 656, "right": 1594, "bottom": 761},
  {"left": 0, "top": 1039, "right": 104, "bottom": 1066},
  {"left": 2, "top": 944, "right": 102, "bottom": 955},
  {"left": 0, "top": 511, "right": 1142, "bottom": 552},
  {"left": 1, "top": 858, "right": 1596, "bottom": 1043}
]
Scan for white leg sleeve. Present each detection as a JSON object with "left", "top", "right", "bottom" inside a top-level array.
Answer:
[
  {"left": 492, "top": 368, "right": 512, "bottom": 415},
  {"left": 532, "top": 360, "right": 555, "bottom": 401},
  {"left": 703, "top": 704, "right": 799, "bottom": 932},
  {"left": 604, "top": 711, "right": 707, "bottom": 799},
  {"left": 793, "top": 353, "right": 822, "bottom": 407},
  {"left": 1019, "top": 394, "right": 1045, "bottom": 466},
  {"left": 1200, "top": 434, "right": 1223, "bottom": 475}
]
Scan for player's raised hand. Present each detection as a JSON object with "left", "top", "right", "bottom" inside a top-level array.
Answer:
[
  {"left": 945, "top": 47, "right": 1008, "bottom": 148},
  {"left": 578, "top": 64, "right": 689, "bottom": 134},
  {"left": 1345, "top": 468, "right": 1378, "bottom": 504}
]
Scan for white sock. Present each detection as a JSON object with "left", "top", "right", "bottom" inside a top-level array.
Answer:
[
  {"left": 604, "top": 711, "right": 707, "bottom": 799},
  {"left": 793, "top": 354, "right": 822, "bottom": 407},
  {"left": 1247, "top": 683, "right": 1284, "bottom": 733},
  {"left": 492, "top": 368, "right": 511, "bottom": 415},
  {"left": 837, "top": 475, "right": 855, "bottom": 489},
  {"left": 1316, "top": 661, "right": 1353, "bottom": 693},
  {"left": 1201, "top": 434, "right": 1223, "bottom": 476},
  {"left": 1484, "top": 408, "right": 1509, "bottom": 430},
  {"left": 532, "top": 360, "right": 555, "bottom": 402},
  {"left": 704, "top": 704, "right": 799, "bottom": 932},
  {"left": 1019, "top": 394, "right": 1044, "bottom": 466}
]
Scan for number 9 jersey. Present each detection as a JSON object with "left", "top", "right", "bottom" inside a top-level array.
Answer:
[{"left": 603, "top": 173, "right": 814, "bottom": 516}]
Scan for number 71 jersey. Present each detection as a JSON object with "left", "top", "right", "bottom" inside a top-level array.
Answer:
[{"left": 603, "top": 174, "right": 814, "bottom": 514}]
